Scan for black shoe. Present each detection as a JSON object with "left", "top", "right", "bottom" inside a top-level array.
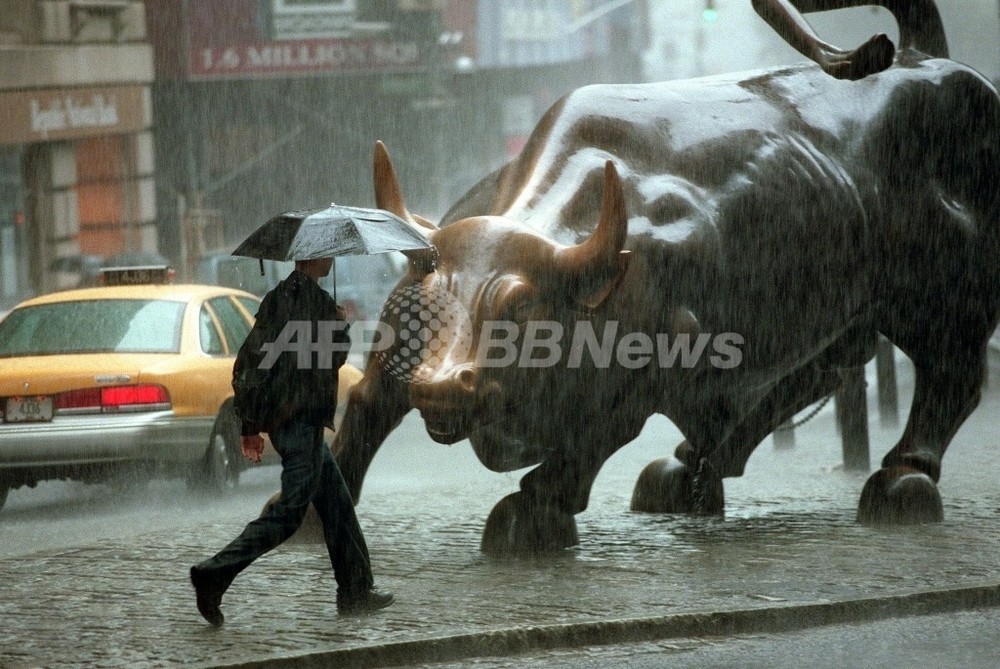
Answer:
[
  {"left": 337, "top": 588, "right": 395, "bottom": 616},
  {"left": 190, "top": 566, "right": 227, "bottom": 627}
]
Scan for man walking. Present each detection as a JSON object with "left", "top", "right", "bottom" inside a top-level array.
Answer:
[{"left": 190, "top": 256, "right": 393, "bottom": 626}]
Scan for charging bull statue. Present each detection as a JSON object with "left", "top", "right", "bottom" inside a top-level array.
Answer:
[{"left": 333, "top": 0, "right": 1000, "bottom": 555}]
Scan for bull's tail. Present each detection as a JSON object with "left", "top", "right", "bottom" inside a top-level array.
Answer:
[{"left": 791, "top": 0, "right": 949, "bottom": 58}]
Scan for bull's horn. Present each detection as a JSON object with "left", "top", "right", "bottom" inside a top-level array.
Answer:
[
  {"left": 373, "top": 141, "right": 438, "bottom": 232},
  {"left": 553, "top": 160, "right": 630, "bottom": 309},
  {"left": 373, "top": 140, "right": 407, "bottom": 217},
  {"left": 373, "top": 141, "right": 439, "bottom": 273}
]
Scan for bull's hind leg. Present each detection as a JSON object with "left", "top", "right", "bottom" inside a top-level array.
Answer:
[
  {"left": 632, "top": 364, "right": 842, "bottom": 515},
  {"left": 858, "top": 345, "right": 987, "bottom": 525}
]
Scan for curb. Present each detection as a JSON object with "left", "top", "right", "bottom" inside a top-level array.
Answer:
[{"left": 204, "top": 582, "right": 1000, "bottom": 669}]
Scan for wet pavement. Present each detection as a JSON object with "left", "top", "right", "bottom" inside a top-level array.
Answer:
[{"left": 3, "top": 357, "right": 1000, "bottom": 668}]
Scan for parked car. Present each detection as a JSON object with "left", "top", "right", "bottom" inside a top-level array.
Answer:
[{"left": 0, "top": 266, "right": 360, "bottom": 512}]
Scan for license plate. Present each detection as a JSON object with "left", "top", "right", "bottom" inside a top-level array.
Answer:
[{"left": 4, "top": 396, "right": 54, "bottom": 423}]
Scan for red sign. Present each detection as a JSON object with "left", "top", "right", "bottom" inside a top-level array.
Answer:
[{"left": 189, "top": 38, "right": 424, "bottom": 79}]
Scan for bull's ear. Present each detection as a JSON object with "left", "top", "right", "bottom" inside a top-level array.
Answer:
[
  {"left": 412, "top": 214, "right": 439, "bottom": 232},
  {"left": 403, "top": 245, "right": 439, "bottom": 275},
  {"left": 554, "top": 161, "right": 630, "bottom": 310}
]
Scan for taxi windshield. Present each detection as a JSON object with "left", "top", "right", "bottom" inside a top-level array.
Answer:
[{"left": 0, "top": 299, "right": 184, "bottom": 357}]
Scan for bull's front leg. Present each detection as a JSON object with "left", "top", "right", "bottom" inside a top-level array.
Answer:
[
  {"left": 480, "top": 424, "right": 639, "bottom": 557},
  {"left": 334, "top": 369, "right": 411, "bottom": 503}
]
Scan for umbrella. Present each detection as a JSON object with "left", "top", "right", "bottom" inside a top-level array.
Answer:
[
  {"left": 232, "top": 203, "right": 433, "bottom": 301},
  {"left": 232, "top": 204, "right": 431, "bottom": 262}
]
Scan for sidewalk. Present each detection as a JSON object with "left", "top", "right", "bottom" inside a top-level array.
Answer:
[{"left": 4, "top": 358, "right": 1000, "bottom": 668}]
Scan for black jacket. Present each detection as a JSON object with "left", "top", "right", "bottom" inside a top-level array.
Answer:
[{"left": 233, "top": 270, "right": 350, "bottom": 436}]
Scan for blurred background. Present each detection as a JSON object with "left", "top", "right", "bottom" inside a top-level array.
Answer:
[{"left": 0, "top": 0, "right": 997, "bottom": 311}]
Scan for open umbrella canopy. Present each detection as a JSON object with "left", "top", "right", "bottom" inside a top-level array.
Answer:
[{"left": 232, "top": 204, "right": 432, "bottom": 261}]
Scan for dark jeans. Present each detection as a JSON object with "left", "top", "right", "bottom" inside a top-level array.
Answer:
[{"left": 193, "top": 420, "right": 374, "bottom": 598}]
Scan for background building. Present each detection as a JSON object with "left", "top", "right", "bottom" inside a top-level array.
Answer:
[
  {"left": 0, "top": 0, "right": 156, "bottom": 304},
  {"left": 145, "top": 0, "right": 649, "bottom": 278},
  {"left": 7, "top": 1, "right": 990, "bottom": 304}
]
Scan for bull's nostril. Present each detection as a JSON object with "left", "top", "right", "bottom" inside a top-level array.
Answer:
[
  {"left": 456, "top": 367, "right": 478, "bottom": 392},
  {"left": 478, "top": 380, "right": 504, "bottom": 413}
]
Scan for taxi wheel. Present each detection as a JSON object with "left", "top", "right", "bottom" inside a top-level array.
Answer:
[{"left": 201, "top": 406, "right": 241, "bottom": 493}]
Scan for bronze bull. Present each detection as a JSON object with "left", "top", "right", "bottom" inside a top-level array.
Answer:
[{"left": 335, "top": 0, "right": 1000, "bottom": 555}]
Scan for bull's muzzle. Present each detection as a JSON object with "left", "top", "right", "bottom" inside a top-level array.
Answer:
[{"left": 410, "top": 363, "right": 503, "bottom": 444}]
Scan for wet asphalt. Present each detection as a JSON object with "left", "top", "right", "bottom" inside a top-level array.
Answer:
[{"left": 2, "top": 356, "right": 1000, "bottom": 668}]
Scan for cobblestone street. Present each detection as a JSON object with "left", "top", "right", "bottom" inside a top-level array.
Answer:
[{"left": 3, "top": 361, "right": 1000, "bottom": 668}]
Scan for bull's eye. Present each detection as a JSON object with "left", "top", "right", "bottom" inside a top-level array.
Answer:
[
  {"left": 493, "top": 278, "right": 537, "bottom": 324},
  {"left": 505, "top": 301, "right": 536, "bottom": 325}
]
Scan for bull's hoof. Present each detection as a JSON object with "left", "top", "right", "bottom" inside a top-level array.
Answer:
[
  {"left": 857, "top": 465, "right": 943, "bottom": 525},
  {"left": 630, "top": 457, "right": 724, "bottom": 515},
  {"left": 480, "top": 493, "right": 578, "bottom": 556},
  {"left": 260, "top": 493, "right": 324, "bottom": 544}
]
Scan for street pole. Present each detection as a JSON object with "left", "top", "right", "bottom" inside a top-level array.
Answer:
[
  {"left": 566, "top": 0, "right": 639, "bottom": 34},
  {"left": 875, "top": 336, "right": 899, "bottom": 428},
  {"left": 836, "top": 366, "right": 871, "bottom": 472}
]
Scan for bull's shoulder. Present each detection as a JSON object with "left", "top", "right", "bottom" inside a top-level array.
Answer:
[
  {"left": 885, "top": 58, "right": 999, "bottom": 128},
  {"left": 495, "top": 79, "right": 773, "bottom": 233},
  {"left": 846, "top": 59, "right": 1000, "bottom": 189},
  {"left": 448, "top": 58, "right": 999, "bottom": 250}
]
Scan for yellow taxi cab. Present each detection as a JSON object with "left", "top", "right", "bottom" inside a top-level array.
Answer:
[{"left": 0, "top": 266, "right": 361, "bottom": 512}]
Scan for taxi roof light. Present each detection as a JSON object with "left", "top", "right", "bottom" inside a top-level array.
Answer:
[{"left": 98, "top": 265, "right": 176, "bottom": 287}]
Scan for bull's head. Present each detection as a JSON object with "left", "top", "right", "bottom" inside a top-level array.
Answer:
[{"left": 372, "top": 142, "right": 631, "bottom": 468}]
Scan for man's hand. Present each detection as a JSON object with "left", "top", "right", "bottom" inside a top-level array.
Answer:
[{"left": 240, "top": 434, "right": 265, "bottom": 464}]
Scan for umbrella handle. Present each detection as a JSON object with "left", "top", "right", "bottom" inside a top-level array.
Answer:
[{"left": 332, "top": 257, "right": 337, "bottom": 302}]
